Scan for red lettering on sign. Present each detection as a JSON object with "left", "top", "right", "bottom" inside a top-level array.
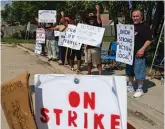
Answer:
[
  {"left": 84, "top": 92, "right": 95, "bottom": 110},
  {"left": 111, "top": 114, "right": 120, "bottom": 129},
  {"left": 69, "top": 91, "right": 80, "bottom": 108},
  {"left": 68, "top": 110, "right": 77, "bottom": 127},
  {"left": 39, "top": 108, "right": 122, "bottom": 128},
  {"left": 40, "top": 108, "right": 50, "bottom": 123},
  {"left": 84, "top": 113, "right": 88, "bottom": 128},
  {"left": 53, "top": 109, "right": 63, "bottom": 125},
  {"left": 94, "top": 114, "right": 104, "bottom": 129}
]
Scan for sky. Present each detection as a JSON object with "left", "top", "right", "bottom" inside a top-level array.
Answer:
[{"left": 1, "top": 0, "right": 12, "bottom": 10}]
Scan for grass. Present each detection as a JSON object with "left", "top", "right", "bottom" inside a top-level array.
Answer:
[
  {"left": 1, "top": 37, "right": 35, "bottom": 44},
  {"left": 102, "top": 36, "right": 115, "bottom": 43},
  {"left": 1, "top": 36, "right": 114, "bottom": 44}
]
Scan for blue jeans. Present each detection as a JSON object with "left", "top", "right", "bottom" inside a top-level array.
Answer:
[{"left": 126, "top": 57, "right": 146, "bottom": 80}]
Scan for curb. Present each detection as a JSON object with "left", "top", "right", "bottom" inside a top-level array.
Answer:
[
  {"left": 17, "top": 44, "right": 81, "bottom": 75},
  {"left": 16, "top": 44, "right": 164, "bottom": 129},
  {"left": 127, "top": 96, "right": 164, "bottom": 129}
]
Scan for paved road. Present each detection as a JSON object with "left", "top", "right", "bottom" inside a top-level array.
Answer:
[
  {"left": 1, "top": 44, "right": 164, "bottom": 129},
  {"left": 1, "top": 44, "right": 64, "bottom": 129}
]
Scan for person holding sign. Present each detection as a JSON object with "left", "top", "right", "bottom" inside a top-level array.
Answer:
[
  {"left": 69, "top": 12, "right": 85, "bottom": 73},
  {"left": 85, "top": 4, "right": 102, "bottom": 75},
  {"left": 118, "top": 10, "right": 152, "bottom": 97},
  {"left": 45, "top": 12, "right": 68, "bottom": 62},
  {"left": 58, "top": 11, "right": 73, "bottom": 66}
]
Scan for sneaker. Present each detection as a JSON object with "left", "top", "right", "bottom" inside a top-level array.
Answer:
[
  {"left": 59, "top": 62, "right": 64, "bottom": 65},
  {"left": 127, "top": 86, "right": 134, "bottom": 92},
  {"left": 76, "top": 69, "right": 81, "bottom": 74},
  {"left": 133, "top": 89, "right": 144, "bottom": 98}
]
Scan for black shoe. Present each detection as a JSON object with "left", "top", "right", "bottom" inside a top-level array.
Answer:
[
  {"left": 52, "top": 59, "right": 58, "bottom": 61},
  {"left": 48, "top": 58, "right": 52, "bottom": 61}
]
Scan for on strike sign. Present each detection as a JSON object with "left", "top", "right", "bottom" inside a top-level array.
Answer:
[
  {"left": 116, "top": 24, "right": 134, "bottom": 65},
  {"left": 35, "top": 75, "right": 127, "bottom": 129}
]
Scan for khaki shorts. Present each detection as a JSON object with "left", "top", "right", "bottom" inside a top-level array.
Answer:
[{"left": 87, "top": 48, "right": 101, "bottom": 65}]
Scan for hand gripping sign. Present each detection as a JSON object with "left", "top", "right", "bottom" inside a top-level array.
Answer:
[
  {"left": 116, "top": 24, "right": 134, "bottom": 65},
  {"left": 35, "top": 74, "right": 127, "bottom": 129}
]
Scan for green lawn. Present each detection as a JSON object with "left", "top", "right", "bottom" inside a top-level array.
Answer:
[
  {"left": 1, "top": 36, "right": 114, "bottom": 44},
  {"left": 1, "top": 37, "right": 35, "bottom": 44},
  {"left": 102, "top": 36, "right": 115, "bottom": 43}
]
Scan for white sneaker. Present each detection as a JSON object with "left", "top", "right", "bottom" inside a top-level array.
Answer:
[
  {"left": 133, "top": 89, "right": 144, "bottom": 98},
  {"left": 127, "top": 86, "right": 134, "bottom": 92}
]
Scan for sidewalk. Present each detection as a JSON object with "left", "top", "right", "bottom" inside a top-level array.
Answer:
[{"left": 18, "top": 43, "right": 164, "bottom": 129}]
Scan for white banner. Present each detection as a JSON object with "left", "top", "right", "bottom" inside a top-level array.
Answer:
[
  {"left": 36, "top": 28, "right": 45, "bottom": 44},
  {"left": 38, "top": 10, "right": 56, "bottom": 23},
  {"left": 63, "top": 24, "right": 82, "bottom": 50},
  {"left": 35, "top": 43, "right": 42, "bottom": 54},
  {"left": 116, "top": 24, "right": 134, "bottom": 65},
  {"left": 35, "top": 74, "right": 127, "bottom": 129},
  {"left": 74, "top": 23, "right": 105, "bottom": 47},
  {"left": 58, "top": 31, "right": 66, "bottom": 46}
]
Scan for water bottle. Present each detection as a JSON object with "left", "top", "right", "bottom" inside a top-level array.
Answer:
[{"left": 161, "top": 77, "right": 164, "bottom": 86}]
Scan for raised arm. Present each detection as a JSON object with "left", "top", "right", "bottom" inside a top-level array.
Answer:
[
  {"left": 96, "top": 5, "right": 102, "bottom": 24},
  {"left": 35, "top": 17, "right": 38, "bottom": 22},
  {"left": 60, "top": 11, "right": 65, "bottom": 23}
]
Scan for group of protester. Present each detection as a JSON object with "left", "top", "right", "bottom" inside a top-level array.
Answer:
[
  {"left": 36, "top": 4, "right": 102, "bottom": 75},
  {"left": 35, "top": 5, "right": 152, "bottom": 98}
]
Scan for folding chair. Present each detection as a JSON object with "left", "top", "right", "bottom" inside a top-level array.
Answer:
[{"left": 101, "top": 41, "right": 121, "bottom": 71}]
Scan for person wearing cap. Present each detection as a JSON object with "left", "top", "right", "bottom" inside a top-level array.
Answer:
[
  {"left": 85, "top": 4, "right": 102, "bottom": 75},
  {"left": 58, "top": 11, "right": 73, "bottom": 66}
]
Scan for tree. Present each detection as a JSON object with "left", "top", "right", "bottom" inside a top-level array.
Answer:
[
  {"left": 152, "top": 1, "right": 164, "bottom": 39},
  {"left": 145, "top": 1, "right": 155, "bottom": 26},
  {"left": 1, "top": 4, "right": 14, "bottom": 24},
  {"left": 1, "top": 1, "right": 105, "bottom": 25}
]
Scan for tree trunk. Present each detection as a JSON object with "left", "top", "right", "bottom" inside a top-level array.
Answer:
[
  {"left": 114, "top": 17, "right": 118, "bottom": 40},
  {"left": 124, "top": 1, "right": 131, "bottom": 24}
]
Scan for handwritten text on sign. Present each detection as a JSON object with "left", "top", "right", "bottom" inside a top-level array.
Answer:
[
  {"left": 116, "top": 24, "right": 134, "bottom": 65},
  {"left": 35, "top": 75, "right": 126, "bottom": 129},
  {"left": 74, "top": 23, "right": 105, "bottom": 47},
  {"left": 63, "top": 24, "right": 82, "bottom": 50},
  {"left": 38, "top": 10, "right": 56, "bottom": 23},
  {"left": 36, "top": 28, "right": 45, "bottom": 43}
]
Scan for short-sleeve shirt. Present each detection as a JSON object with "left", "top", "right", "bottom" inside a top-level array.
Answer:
[
  {"left": 134, "top": 23, "right": 152, "bottom": 56},
  {"left": 85, "top": 16, "right": 102, "bottom": 49}
]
